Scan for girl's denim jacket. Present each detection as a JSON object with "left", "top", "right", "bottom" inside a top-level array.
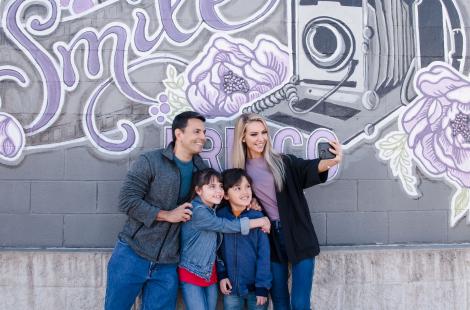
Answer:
[{"left": 179, "top": 196, "right": 250, "bottom": 280}]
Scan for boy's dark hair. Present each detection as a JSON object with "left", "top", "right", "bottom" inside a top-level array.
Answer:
[
  {"left": 221, "top": 168, "right": 253, "bottom": 192},
  {"left": 190, "top": 168, "right": 222, "bottom": 200},
  {"left": 171, "top": 111, "right": 206, "bottom": 142}
]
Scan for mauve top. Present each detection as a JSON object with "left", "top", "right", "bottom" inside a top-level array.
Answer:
[{"left": 246, "top": 157, "right": 280, "bottom": 221}]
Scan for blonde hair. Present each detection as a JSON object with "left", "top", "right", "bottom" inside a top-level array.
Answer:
[{"left": 232, "top": 113, "right": 285, "bottom": 191}]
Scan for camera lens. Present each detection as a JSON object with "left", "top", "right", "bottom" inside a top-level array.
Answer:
[{"left": 302, "top": 17, "right": 355, "bottom": 72}]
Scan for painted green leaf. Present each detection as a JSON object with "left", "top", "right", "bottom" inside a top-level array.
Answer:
[
  {"left": 167, "top": 65, "right": 177, "bottom": 81},
  {"left": 176, "top": 76, "right": 184, "bottom": 88},
  {"left": 451, "top": 187, "right": 470, "bottom": 227},
  {"left": 375, "top": 131, "right": 419, "bottom": 197},
  {"left": 163, "top": 81, "right": 178, "bottom": 89}
]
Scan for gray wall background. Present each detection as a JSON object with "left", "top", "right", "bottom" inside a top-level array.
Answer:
[
  {"left": 1, "top": 0, "right": 470, "bottom": 249},
  {"left": 1, "top": 122, "right": 468, "bottom": 248}
]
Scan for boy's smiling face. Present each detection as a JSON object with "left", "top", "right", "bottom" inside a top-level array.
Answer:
[{"left": 224, "top": 176, "right": 253, "bottom": 210}]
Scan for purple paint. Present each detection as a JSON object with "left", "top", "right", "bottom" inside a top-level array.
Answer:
[
  {"left": 71, "top": 0, "right": 95, "bottom": 14},
  {"left": 186, "top": 36, "right": 289, "bottom": 118},
  {"left": 273, "top": 128, "right": 302, "bottom": 153},
  {"left": 84, "top": 78, "right": 137, "bottom": 152},
  {"left": 225, "top": 127, "right": 234, "bottom": 169},
  {"left": 159, "top": 103, "right": 170, "bottom": 114},
  {"left": 401, "top": 63, "right": 470, "bottom": 188},
  {"left": 5, "top": 0, "right": 62, "bottom": 135},
  {"left": 159, "top": 94, "right": 168, "bottom": 102},
  {"left": 199, "top": 128, "right": 223, "bottom": 171},
  {"left": 200, "top": 0, "right": 278, "bottom": 31},
  {"left": 133, "top": 0, "right": 279, "bottom": 53},
  {"left": 0, "top": 68, "right": 28, "bottom": 84},
  {"left": 132, "top": 10, "right": 164, "bottom": 53},
  {"left": 158, "top": 0, "right": 195, "bottom": 43},
  {"left": 56, "top": 26, "right": 155, "bottom": 104},
  {"left": 0, "top": 114, "right": 24, "bottom": 159},
  {"left": 2, "top": 1, "right": 282, "bottom": 156},
  {"left": 149, "top": 106, "right": 159, "bottom": 115}
]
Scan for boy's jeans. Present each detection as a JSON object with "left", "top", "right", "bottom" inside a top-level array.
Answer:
[
  {"left": 223, "top": 292, "right": 269, "bottom": 310},
  {"left": 180, "top": 282, "right": 218, "bottom": 310},
  {"left": 104, "top": 239, "right": 178, "bottom": 310}
]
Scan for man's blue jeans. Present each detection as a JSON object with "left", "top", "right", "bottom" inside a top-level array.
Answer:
[
  {"left": 180, "top": 282, "right": 218, "bottom": 310},
  {"left": 270, "top": 227, "right": 315, "bottom": 310},
  {"left": 223, "top": 292, "right": 268, "bottom": 310},
  {"left": 104, "top": 239, "right": 178, "bottom": 310}
]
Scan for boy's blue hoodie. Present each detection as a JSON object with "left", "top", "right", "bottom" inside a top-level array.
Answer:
[{"left": 216, "top": 205, "right": 272, "bottom": 297}]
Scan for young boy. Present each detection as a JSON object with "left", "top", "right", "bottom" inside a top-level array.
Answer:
[{"left": 217, "top": 168, "right": 272, "bottom": 310}]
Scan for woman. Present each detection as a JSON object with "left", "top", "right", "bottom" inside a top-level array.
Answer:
[{"left": 231, "top": 113, "right": 342, "bottom": 310}]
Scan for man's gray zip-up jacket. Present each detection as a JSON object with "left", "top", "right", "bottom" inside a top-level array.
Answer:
[{"left": 117, "top": 143, "right": 207, "bottom": 263}]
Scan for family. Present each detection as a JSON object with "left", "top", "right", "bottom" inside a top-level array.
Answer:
[{"left": 104, "top": 111, "right": 342, "bottom": 310}]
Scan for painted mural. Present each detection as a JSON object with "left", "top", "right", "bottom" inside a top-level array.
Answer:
[{"left": 0, "top": 0, "right": 469, "bottom": 226}]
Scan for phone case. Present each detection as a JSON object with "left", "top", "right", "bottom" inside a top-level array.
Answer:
[{"left": 318, "top": 142, "right": 335, "bottom": 159}]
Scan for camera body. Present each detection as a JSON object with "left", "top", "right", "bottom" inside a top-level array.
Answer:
[
  {"left": 294, "top": 0, "right": 365, "bottom": 97},
  {"left": 265, "top": 0, "right": 419, "bottom": 143},
  {"left": 262, "top": 0, "right": 467, "bottom": 144}
]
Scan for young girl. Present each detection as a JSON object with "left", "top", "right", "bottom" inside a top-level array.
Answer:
[
  {"left": 179, "top": 168, "right": 271, "bottom": 310},
  {"left": 217, "top": 168, "right": 271, "bottom": 310}
]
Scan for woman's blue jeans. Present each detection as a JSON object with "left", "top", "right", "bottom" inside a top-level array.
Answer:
[
  {"left": 270, "top": 227, "right": 315, "bottom": 310},
  {"left": 180, "top": 282, "right": 218, "bottom": 310},
  {"left": 104, "top": 239, "right": 178, "bottom": 310}
]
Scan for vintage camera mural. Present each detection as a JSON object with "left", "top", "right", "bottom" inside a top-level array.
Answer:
[
  {"left": 245, "top": 0, "right": 466, "bottom": 144},
  {"left": 1, "top": 0, "right": 470, "bottom": 226}
]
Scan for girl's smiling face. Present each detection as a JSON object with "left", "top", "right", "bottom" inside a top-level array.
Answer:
[
  {"left": 224, "top": 176, "right": 252, "bottom": 210},
  {"left": 195, "top": 176, "right": 224, "bottom": 207}
]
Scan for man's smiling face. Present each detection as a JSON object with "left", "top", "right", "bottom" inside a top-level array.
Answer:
[{"left": 176, "top": 118, "right": 206, "bottom": 156}]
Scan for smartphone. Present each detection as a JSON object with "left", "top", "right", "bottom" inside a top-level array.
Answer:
[{"left": 318, "top": 142, "right": 335, "bottom": 160}]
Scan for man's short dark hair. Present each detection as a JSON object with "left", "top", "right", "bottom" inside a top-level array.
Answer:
[{"left": 171, "top": 111, "right": 206, "bottom": 142}]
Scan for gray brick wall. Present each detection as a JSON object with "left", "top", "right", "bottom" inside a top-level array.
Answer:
[
  {"left": 1, "top": 0, "right": 470, "bottom": 250},
  {"left": 1, "top": 136, "right": 470, "bottom": 248}
]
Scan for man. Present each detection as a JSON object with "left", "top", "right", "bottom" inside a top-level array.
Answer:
[{"left": 105, "top": 111, "right": 207, "bottom": 310}]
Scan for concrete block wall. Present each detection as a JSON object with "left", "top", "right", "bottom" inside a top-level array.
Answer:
[
  {"left": 2, "top": 140, "right": 470, "bottom": 248},
  {"left": 0, "top": 147, "right": 128, "bottom": 248},
  {"left": 1, "top": 245, "right": 469, "bottom": 310}
]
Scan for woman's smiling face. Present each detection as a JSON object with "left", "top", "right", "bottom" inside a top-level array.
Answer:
[{"left": 244, "top": 121, "right": 268, "bottom": 159}]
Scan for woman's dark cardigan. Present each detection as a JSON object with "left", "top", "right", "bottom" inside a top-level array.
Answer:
[{"left": 269, "top": 154, "right": 328, "bottom": 264}]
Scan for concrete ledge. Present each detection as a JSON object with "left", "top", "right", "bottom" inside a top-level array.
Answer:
[{"left": 1, "top": 245, "right": 469, "bottom": 309}]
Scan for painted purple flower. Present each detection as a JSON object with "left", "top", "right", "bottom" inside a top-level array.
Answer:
[
  {"left": 60, "top": 0, "right": 96, "bottom": 14},
  {"left": 0, "top": 113, "right": 24, "bottom": 160},
  {"left": 401, "top": 63, "right": 470, "bottom": 187},
  {"left": 186, "top": 36, "right": 289, "bottom": 118}
]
